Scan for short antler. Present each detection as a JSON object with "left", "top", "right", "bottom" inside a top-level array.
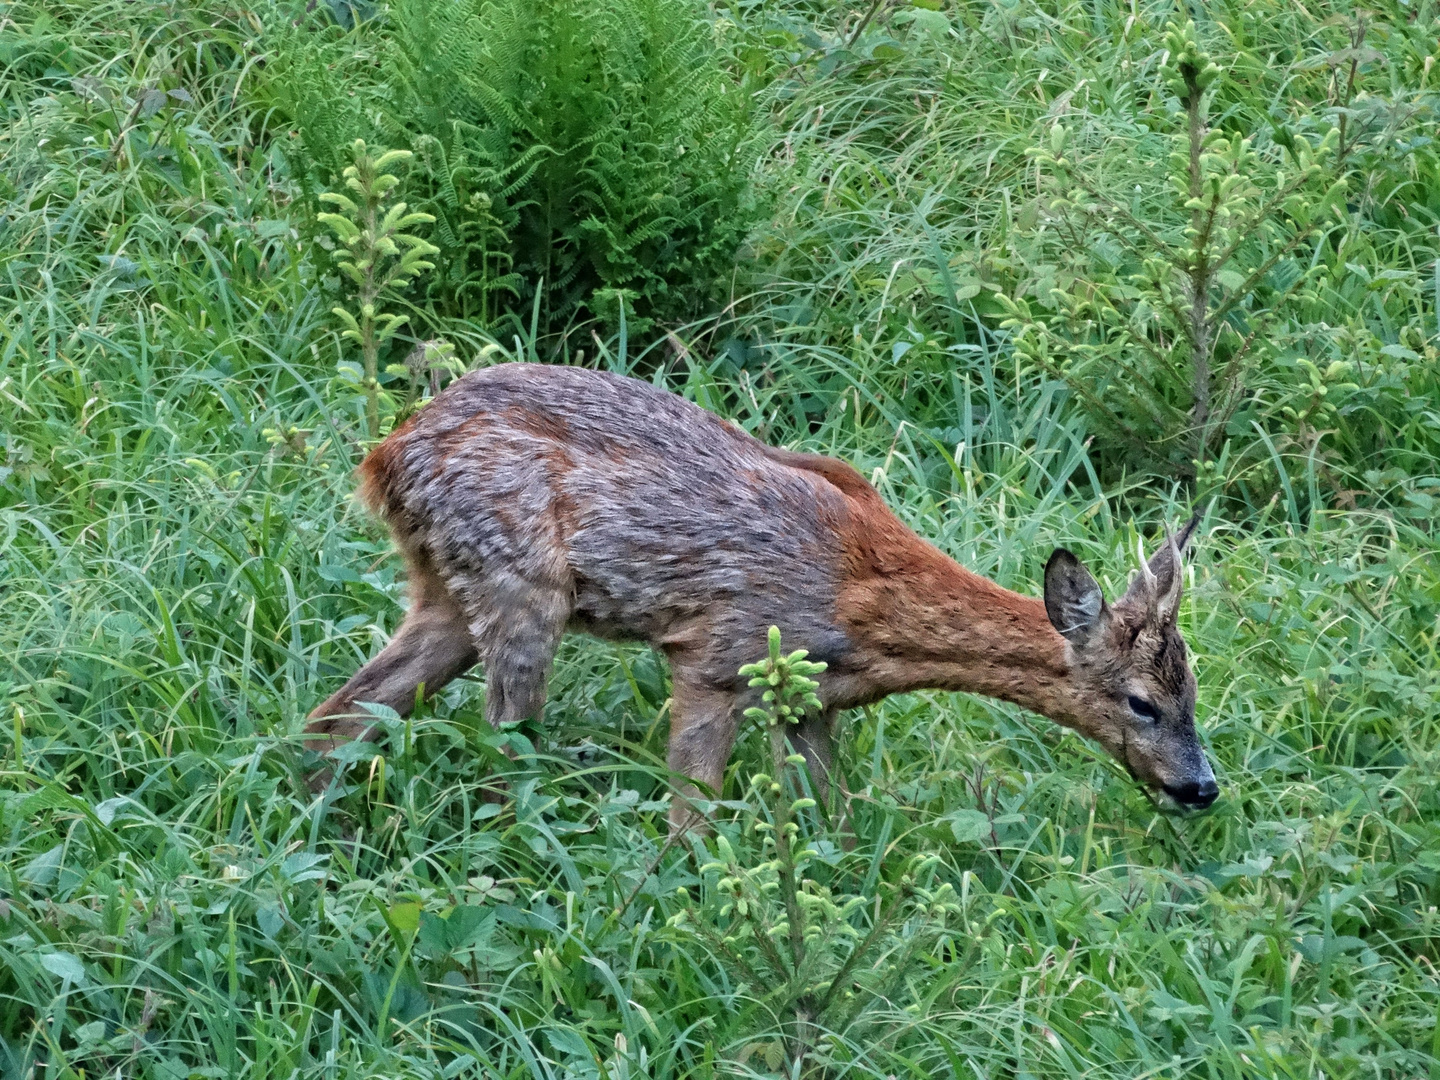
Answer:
[
  {"left": 1137, "top": 535, "right": 1158, "bottom": 594},
  {"left": 1156, "top": 526, "right": 1183, "bottom": 623},
  {"left": 1132, "top": 526, "right": 1185, "bottom": 623}
]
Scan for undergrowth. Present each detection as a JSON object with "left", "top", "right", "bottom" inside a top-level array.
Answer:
[
  {"left": 262, "top": 0, "right": 756, "bottom": 340},
  {"left": 725, "top": 0, "right": 1440, "bottom": 505}
]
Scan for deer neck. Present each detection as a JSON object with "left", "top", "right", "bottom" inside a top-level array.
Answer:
[{"left": 837, "top": 542, "right": 1082, "bottom": 725}]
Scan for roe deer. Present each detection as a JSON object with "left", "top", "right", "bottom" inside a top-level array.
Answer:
[{"left": 305, "top": 363, "right": 1218, "bottom": 827}]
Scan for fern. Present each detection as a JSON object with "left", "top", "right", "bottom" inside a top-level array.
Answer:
[{"left": 263, "top": 0, "right": 756, "bottom": 342}]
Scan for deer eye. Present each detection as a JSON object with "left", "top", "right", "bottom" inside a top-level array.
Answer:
[{"left": 1127, "top": 695, "right": 1159, "bottom": 721}]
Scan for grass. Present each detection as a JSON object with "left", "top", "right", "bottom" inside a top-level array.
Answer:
[{"left": 2, "top": 1, "right": 1439, "bottom": 1078}]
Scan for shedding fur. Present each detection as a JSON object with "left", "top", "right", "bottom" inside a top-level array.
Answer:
[{"left": 305, "top": 363, "right": 1217, "bottom": 825}]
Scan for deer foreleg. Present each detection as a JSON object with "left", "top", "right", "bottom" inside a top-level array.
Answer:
[{"left": 665, "top": 673, "right": 739, "bottom": 836}]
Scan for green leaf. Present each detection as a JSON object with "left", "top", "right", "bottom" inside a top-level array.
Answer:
[
  {"left": 375, "top": 314, "right": 410, "bottom": 341},
  {"left": 373, "top": 149, "right": 413, "bottom": 171},
  {"left": 419, "top": 905, "right": 493, "bottom": 956},
  {"left": 317, "top": 213, "right": 360, "bottom": 242},
  {"left": 946, "top": 809, "right": 991, "bottom": 844},
  {"left": 138, "top": 87, "right": 167, "bottom": 118},
  {"left": 385, "top": 901, "right": 422, "bottom": 944},
  {"left": 908, "top": 10, "right": 950, "bottom": 37},
  {"left": 39, "top": 951, "right": 87, "bottom": 984},
  {"left": 318, "top": 192, "right": 358, "bottom": 214},
  {"left": 330, "top": 309, "right": 360, "bottom": 337}
]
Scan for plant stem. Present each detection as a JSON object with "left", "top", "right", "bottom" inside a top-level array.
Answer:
[
  {"left": 361, "top": 200, "right": 380, "bottom": 441},
  {"left": 770, "top": 724, "right": 818, "bottom": 1072},
  {"left": 770, "top": 727, "right": 808, "bottom": 974},
  {"left": 815, "top": 880, "right": 912, "bottom": 1017},
  {"left": 1335, "top": 16, "right": 1368, "bottom": 165},
  {"left": 846, "top": 0, "right": 889, "bottom": 48},
  {"left": 1185, "top": 68, "right": 1214, "bottom": 466}
]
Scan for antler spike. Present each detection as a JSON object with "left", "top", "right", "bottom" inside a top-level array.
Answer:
[
  {"left": 1154, "top": 524, "right": 1184, "bottom": 622},
  {"left": 1138, "top": 535, "right": 1157, "bottom": 591}
]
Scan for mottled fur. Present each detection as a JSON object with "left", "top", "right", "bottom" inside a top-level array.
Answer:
[{"left": 306, "top": 363, "right": 1217, "bottom": 824}]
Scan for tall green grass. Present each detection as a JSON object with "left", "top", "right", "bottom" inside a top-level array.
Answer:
[
  {"left": 1, "top": 1, "right": 1438, "bottom": 1078},
  {"left": 724, "top": 0, "right": 1440, "bottom": 502}
]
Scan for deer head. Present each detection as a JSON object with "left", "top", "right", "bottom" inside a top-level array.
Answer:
[{"left": 1042, "top": 516, "right": 1217, "bottom": 809}]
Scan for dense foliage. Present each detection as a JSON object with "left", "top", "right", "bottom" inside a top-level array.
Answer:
[
  {"left": 263, "top": 0, "right": 755, "bottom": 338},
  {"left": 729, "top": 0, "right": 1440, "bottom": 501},
  {"left": 1, "top": 1, "right": 1437, "bottom": 1079}
]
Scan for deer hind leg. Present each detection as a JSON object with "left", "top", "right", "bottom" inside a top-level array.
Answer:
[
  {"left": 463, "top": 571, "right": 573, "bottom": 732},
  {"left": 304, "top": 559, "right": 477, "bottom": 770},
  {"left": 666, "top": 669, "right": 740, "bottom": 837}
]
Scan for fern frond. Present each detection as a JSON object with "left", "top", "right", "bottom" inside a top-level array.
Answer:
[{"left": 272, "top": 0, "right": 753, "bottom": 337}]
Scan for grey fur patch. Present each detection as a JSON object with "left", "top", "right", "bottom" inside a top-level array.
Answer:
[{"left": 371, "top": 363, "right": 857, "bottom": 695}]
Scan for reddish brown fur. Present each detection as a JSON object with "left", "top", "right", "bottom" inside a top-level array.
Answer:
[
  {"left": 355, "top": 414, "right": 414, "bottom": 521},
  {"left": 305, "top": 363, "right": 1217, "bottom": 828}
]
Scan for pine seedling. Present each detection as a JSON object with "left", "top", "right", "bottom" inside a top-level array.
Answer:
[
  {"left": 739, "top": 625, "right": 828, "bottom": 986},
  {"left": 317, "top": 140, "right": 440, "bottom": 440},
  {"left": 1001, "top": 20, "right": 1347, "bottom": 478},
  {"left": 670, "top": 628, "right": 961, "bottom": 1076}
]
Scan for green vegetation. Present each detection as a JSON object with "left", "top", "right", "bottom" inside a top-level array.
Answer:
[
  {"left": 264, "top": 0, "right": 755, "bottom": 337},
  {"left": 316, "top": 139, "right": 439, "bottom": 438},
  {"left": 1, "top": 1, "right": 1437, "bottom": 1078}
]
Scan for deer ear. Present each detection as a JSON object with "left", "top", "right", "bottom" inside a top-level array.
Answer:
[
  {"left": 1171, "top": 513, "right": 1201, "bottom": 556},
  {"left": 1044, "top": 549, "right": 1108, "bottom": 646}
]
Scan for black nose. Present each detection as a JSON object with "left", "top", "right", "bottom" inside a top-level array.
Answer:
[{"left": 1163, "top": 778, "right": 1219, "bottom": 809}]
